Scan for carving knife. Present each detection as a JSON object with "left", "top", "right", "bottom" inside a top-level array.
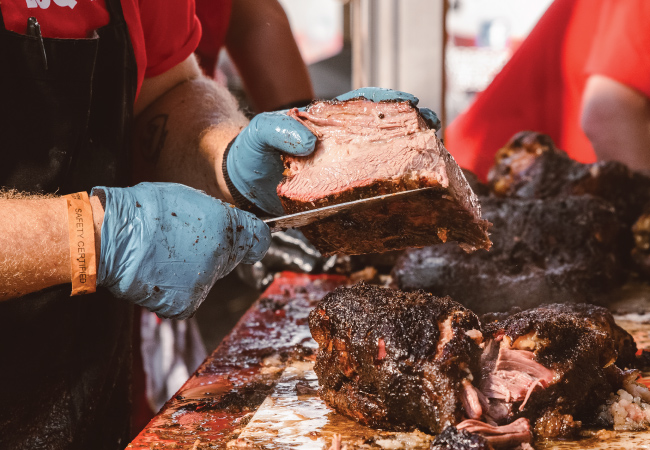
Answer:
[{"left": 264, "top": 187, "right": 434, "bottom": 232}]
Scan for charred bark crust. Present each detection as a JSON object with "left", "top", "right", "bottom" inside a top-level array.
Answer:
[
  {"left": 393, "top": 131, "right": 650, "bottom": 312},
  {"left": 308, "top": 283, "right": 482, "bottom": 433},
  {"left": 292, "top": 187, "right": 491, "bottom": 257},
  {"left": 487, "top": 131, "right": 650, "bottom": 226},
  {"left": 393, "top": 196, "right": 624, "bottom": 313}
]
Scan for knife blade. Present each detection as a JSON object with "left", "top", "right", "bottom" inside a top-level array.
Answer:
[{"left": 264, "top": 187, "right": 434, "bottom": 232}]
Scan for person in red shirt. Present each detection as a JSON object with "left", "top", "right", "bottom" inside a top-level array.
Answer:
[
  {"left": 0, "top": 1, "right": 424, "bottom": 448},
  {"left": 131, "top": 0, "right": 316, "bottom": 433},
  {"left": 580, "top": 0, "right": 650, "bottom": 172},
  {"left": 195, "top": 0, "right": 314, "bottom": 112},
  {"left": 445, "top": 0, "right": 650, "bottom": 180},
  {"left": 0, "top": 1, "right": 270, "bottom": 448}
]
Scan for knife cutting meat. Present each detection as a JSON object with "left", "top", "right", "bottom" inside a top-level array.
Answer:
[
  {"left": 264, "top": 187, "right": 434, "bottom": 232},
  {"left": 266, "top": 97, "right": 491, "bottom": 256}
]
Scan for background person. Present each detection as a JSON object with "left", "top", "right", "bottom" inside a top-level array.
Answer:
[{"left": 445, "top": 0, "right": 650, "bottom": 179}]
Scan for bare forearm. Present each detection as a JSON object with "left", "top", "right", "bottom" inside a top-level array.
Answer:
[
  {"left": 0, "top": 195, "right": 103, "bottom": 300},
  {"left": 133, "top": 76, "right": 247, "bottom": 201},
  {"left": 582, "top": 75, "right": 650, "bottom": 171},
  {"left": 226, "top": 0, "right": 314, "bottom": 113}
]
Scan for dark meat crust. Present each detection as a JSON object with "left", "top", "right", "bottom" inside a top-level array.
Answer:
[
  {"left": 488, "top": 131, "right": 650, "bottom": 226},
  {"left": 392, "top": 196, "right": 624, "bottom": 313},
  {"left": 309, "top": 283, "right": 482, "bottom": 433},
  {"left": 483, "top": 303, "right": 637, "bottom": 368},
  {"left": 430, "top": 425, "right": 491, "bottom": 450},
  {"left": 293, "top": 187, "right": 492, "bottom": 256},
  {"left": 487, "top": 131, "right": 650, "bottom": 285},
  {"left": 481, "top": 304, "right": 635, "bottom": 430}
]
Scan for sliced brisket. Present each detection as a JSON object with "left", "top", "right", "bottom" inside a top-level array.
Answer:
[{"left": 278, "top": 99, "right": 491, "bottom": 256}]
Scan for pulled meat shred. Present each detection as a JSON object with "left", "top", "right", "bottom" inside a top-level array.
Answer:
[
  {"left": 480, "top": 342, "right": 555, "bottom": 414},
  {"left": 457, "top": 418, "right": 532, "bottom": 448}
]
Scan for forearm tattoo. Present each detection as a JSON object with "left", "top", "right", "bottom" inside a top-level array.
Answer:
[{"left": 140, "top": 113, "right": 169, "bottom": 164}]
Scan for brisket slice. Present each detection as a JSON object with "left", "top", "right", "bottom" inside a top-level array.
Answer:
[
  {"left": 392, "top": 196, "right": 624, "bottom": 314},
  {"left": 277, "top": 99, "right": 491, "bottom": 256},
  {"left": 308, "top": 283, "right": 483, "bottom": 433}
]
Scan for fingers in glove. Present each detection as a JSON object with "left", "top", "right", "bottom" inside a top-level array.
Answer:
[
  {"left": 239, "top": 217, "right": 272, "bottom": 264},
  {"left": 94, "top": 182, "right": 272, "bottom": 320},
  {"left": 218, "top": 206, "right": 272, "bottom": 268},
  {"left": 335, "top": 87, "right": 420, "bottom": 105},
  {"left": 248, "top": 112, "right": 316, "bottom": 156},
  {"left": 419, "top": 107, "right": 442, "bottom": 131}
]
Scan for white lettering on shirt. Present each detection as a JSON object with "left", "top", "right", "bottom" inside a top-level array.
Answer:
[
  {"left": 54, "top": 0, "right": 77, "bottom": 9},
  {"left": 26, "top": 0, "right": 77, "bottom": 9}
]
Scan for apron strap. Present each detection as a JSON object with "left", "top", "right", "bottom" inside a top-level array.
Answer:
[
  {"left": 104, "top": 0, "right": 127, "bottom": 27},
  {"left": 0, "top": 5, "right": 6, "bottom": 31}
]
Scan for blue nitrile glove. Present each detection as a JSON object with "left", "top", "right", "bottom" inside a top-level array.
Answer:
[
  {"left": 224, "top": 112, "right": 317, "bottom": 216},
  {"left": 224, "top": 87, "right": 440, "bottom": 217},
  {"left": 334, "top": 87, "right": 442, "bottom": 131},
  {"left": 92, "top": 182, "right": 271, "bottom": 320}
]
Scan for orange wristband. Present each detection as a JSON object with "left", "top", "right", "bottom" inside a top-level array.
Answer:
[{"left": 64, "top": 192, "right": 97, "bottom": 296}]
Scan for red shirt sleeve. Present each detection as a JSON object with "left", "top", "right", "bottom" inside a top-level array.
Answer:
[
  {"left": 585, "top": 0, "right": 650, "bottom": 99},
  {"left": 138, "top": 0, "right": 202, "bottom": 78},
  {"left": 195, "top": 0, "right": 232, "bottom": 77}
]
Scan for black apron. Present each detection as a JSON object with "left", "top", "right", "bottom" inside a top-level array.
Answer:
[{"left": 0, "top": 0, "right": 137, "bottom": 448}]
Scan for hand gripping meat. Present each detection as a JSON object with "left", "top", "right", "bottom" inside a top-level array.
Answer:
[{"left": 222, "top": 88, "right": 439, "bottom": 216}]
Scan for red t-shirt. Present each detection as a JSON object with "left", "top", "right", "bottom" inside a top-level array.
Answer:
[
  {"left": 195, "top": 0, "right": 231, "bottom": 77},
  {"left": 585, "top": 0, "right": 650, "bottom": 99},
  {"left": 445, "top": 0, "right": 650, "bottom": 180},
  {"left": 0, "top": 0, "right": 202, "bottom": 100}
]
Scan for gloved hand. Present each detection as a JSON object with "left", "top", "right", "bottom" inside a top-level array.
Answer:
[
  {"left": 92, "top": 182, "right": 271, "bottom": 319},
  {"left": 334, "top": 87, "right": 441, "bottom": 131},
  {"left": 224, "top": 87, "right": 440, "bottom": 216}
]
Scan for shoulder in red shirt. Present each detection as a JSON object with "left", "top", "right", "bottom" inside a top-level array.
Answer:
[
  {"left": 0, "top": 0, "right": 202, "bottom": 99},
  {"left": 585, "top": 0, "right": 650, "bottom": 99}
]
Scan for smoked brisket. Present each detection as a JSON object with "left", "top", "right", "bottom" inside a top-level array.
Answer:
[
  {"left": 392, "top": 131, "right": 650, "bottom": 311},
  {"left": 309, "top": 285, "right": 644, "bottom": 444},
  {"left": 479, "top": 303, "right": 639, "bottom": 438},
  {"left": 488, "top": 131, "right": 650, "bottom": 226},
  {"left": 392, "top": 196, "right": 624, "bottom": 313},
  {"left": 278, "top": 99, "right": 491, "bottom": 256},
  {"left": 308, "top": 283, "right": 483, "bottom": 433}
]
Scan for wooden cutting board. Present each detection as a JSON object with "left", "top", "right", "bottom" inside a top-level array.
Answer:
[{"left": 229, "top": 319, "right": 650, "bottom": 450}]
